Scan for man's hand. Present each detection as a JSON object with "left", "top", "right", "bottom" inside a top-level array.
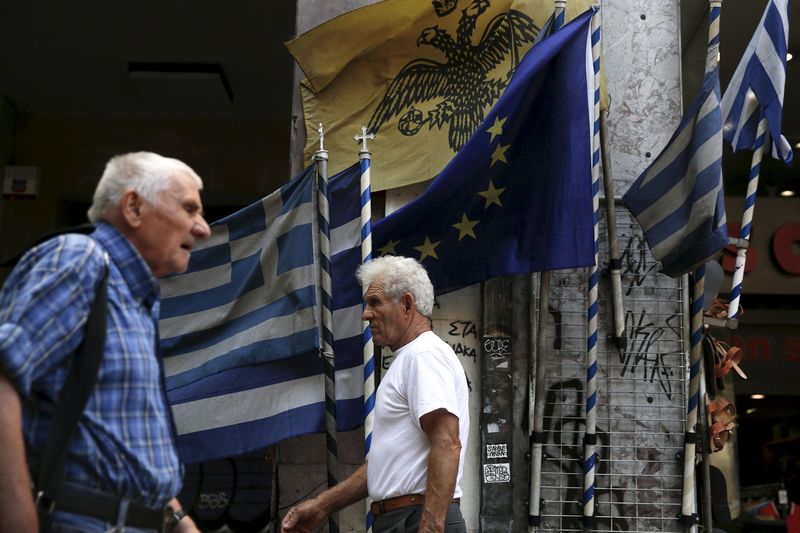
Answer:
[
  {"left": 280, "top": 463, "right": 367, "bottom": 532},
  {"left": 167, "top": 498, "right": 200, "bottom": 532},
  {"left": 174, "top": 513, "right": 200, "bottom": 533},
  {"left": 281, "top": 499, "right": 327, "bottom": 532}
]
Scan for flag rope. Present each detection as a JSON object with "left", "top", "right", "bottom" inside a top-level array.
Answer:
[
  {"left": 355, "top": 127, "right": 376, "bottom": 533},
  {"left": 582, "top": 6, "right": 601, "bottom": 527},
  {"left": 314, "top": 124, "right": 339, "bottom": 533},
  {"left": 726, "top": 114, "right": 768, "bottom": 320}
]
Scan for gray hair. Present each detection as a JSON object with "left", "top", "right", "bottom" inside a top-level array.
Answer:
[
  {"left": 356, "top": 256, "right": 434, "bottom": 317},
  {"left": 87, "top": 152, "right": 203, "bottom": 223}
]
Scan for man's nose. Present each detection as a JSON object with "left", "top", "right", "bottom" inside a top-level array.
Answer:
[
  {"left": 193, "top": 216, "right": 211, "bottom": 239},
  {"left": 361, "top": 308, "right": 372, "bottom": 321}
]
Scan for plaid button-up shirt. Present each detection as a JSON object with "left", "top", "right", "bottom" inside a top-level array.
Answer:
[{"left": 0, "top": 222, "right": 182, "bottom": 507}]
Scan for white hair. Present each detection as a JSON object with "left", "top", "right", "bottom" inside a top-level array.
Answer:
[
  {"left": 356, "top": 256, "right": 434, "bottom": 317},
  {"left": 87, "top": 152, "right": 203, "bottom": 223}
]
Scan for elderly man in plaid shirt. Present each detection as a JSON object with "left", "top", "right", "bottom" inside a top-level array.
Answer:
[{"left": 0, "top": 152, "right": 211, "bottom": 532}]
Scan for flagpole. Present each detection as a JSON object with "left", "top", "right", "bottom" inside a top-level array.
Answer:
[
  {"left": 528, "top": 4, "right": 564, "bottom": 530},
  {"left": 355, "top": 126, "right": 376, "bottom": 533},
  {"left": 681, "top": 3, "right": 720, "bottom": 530},
  {"left": 528, "top": 271, "right": 549, "bottom": 531},
  {"left": 554, "top": 0, "right": 566, "bottom": 30},
  {"left": 600, "top": 109, "right": 627, "bottom": 350},
  {"left": 726, "top": 113, "right": 768, "bottom": 321},
  {"left": 682, "top": 265, "right": 705, "bottom": 531},
  {"left": 697, "top": 358, "right": 715, "bottom": 530},
  {"left": 313, "top": 123, "right": 339, "bottom": 533},
  {"left": 582, "top": 6, "right": 601, "bottom": 528}
]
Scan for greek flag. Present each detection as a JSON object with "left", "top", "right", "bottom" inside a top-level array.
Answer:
[
  {"left": 623, "top": 53, "right": 728, "bottom": 278},
  {"left": 720, "top": 0, "right": 792, "bottom": 164},
  {"left": 160, "top": 165, "right": 364, "bottom": 463}
]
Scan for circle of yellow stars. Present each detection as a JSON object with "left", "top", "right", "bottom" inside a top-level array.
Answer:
[{"left": 377, "top": 114, "right": 510, "bottom": 262}]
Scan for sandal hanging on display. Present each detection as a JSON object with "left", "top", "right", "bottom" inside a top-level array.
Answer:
[{"left": 707, "top": 397, "right": 737, "bottom": 453}]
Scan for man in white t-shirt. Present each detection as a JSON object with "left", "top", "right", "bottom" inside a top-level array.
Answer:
[{"left": 281, "top": 256, "right": 469, "bottom": 533}]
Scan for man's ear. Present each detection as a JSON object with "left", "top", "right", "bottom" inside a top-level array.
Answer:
[
  {"left": 401, "top": 292, "right": 416, "bottom": 315},
  {"left": 120, "top": 189, "right": 144, "bottom": 228}
]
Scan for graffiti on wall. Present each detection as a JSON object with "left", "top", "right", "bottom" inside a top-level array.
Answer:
[{"left": 620, "top": 310, "right": 681, "bottom": 401}]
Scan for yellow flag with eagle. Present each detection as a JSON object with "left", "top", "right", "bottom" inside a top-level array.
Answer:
[{"left": 287, "top": 0, "right": 596, "bottom": 191}]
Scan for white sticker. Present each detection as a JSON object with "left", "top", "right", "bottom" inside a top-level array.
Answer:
[
  {"left": 486, "top": 444, "right": 508, "bottom": 459},
  {"left": 483, "top": 463, "right": 511, "bottom": 483}
]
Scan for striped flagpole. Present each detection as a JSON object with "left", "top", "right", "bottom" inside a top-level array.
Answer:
[
  {"left": 682, "top": 264, "right": 705, "bottom": 530},
  {"left": 726, "top": 113, "right": 767, "bottom": 320},
  {"left": 582, "top": 6, "right": 601, "bottom": 528},
  {"left": 314, "top": 124, "right": 339, "bottom": 533},
  {"left": 355, "top": 127, "right": 376, "bottom": 533},
  {"left": 682, "top": 3, "right": 720, "bottom": 529},
  {"left": 554, "top": 0, "right": 566, "bottom": 30}
]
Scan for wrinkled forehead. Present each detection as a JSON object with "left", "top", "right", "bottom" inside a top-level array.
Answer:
[
  {"left": 164, "top": 170, "right": 203, "bottom": 200},
  {"left": 365, "top": 281, "right": 386, "bottom": 296}
]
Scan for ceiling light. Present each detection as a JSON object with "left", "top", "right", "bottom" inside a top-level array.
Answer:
[
  {"left": 128, "top": 63, "right": 233, "bottom": 106},
  {"left": 788, "top": 52, "right": 794, "bottom": 61},
  {"left": 751, "top": 393, "right": 766, "bottom": 400},
  {"left": 779, "top": 189, "right": 796, "bottom": 197}
]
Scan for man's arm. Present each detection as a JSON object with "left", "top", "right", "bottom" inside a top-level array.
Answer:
[
  {"left": 419, "top": 408, "right": 461, "bottom": 533},
  {"left": 0, "top": 372, "right": 38, "bottom": 531},
  {"left": 281, "top": 462, "right": 368, "bottom": 532}
]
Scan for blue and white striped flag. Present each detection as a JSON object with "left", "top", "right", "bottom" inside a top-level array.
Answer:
[
  {"left": 721, "top": 0, "right": 792, "bottom": 164},
  {"left": 160, "top": 164, "right": 365, "bottom": 463},
  {"left": 623, "top": 46, "right": 728, "bottom": 278}
]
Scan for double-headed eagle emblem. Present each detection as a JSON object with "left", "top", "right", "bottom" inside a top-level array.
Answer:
[{"left": 367, "top": 0, "right": 538, "bottom": 152}]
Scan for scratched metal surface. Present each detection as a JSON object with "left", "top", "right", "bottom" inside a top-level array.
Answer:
[{"left": 536, "top": 209, "right": 687, "bottom": 533}]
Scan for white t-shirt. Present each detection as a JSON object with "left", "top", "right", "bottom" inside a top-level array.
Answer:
[{"left": 368, "top": 331, "right": 470, "bottom": 501}]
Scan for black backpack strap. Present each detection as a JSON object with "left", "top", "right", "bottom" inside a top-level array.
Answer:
[{"left": 34, "top": 252, "right": 109, "bottom": 509}]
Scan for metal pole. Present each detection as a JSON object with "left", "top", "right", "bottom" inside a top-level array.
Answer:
[
  {"left": 528, "top": 271, "right": 550, "bottom": 530},
  {"left": 599, "top": 109, "right": 627, "bottom": 350},
  {"left": 314, "top": 123, "right": 339, "bottom": 533},
  {"left": 529, "top": 6, "right": 565, "bottom": 530},
  {"left": 697, "top": 362, "right": 714, "bottom": 531}
]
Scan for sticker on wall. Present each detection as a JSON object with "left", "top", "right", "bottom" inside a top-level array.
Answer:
[
  {"left": 483, "top": 463, "right": 511, "bottom": 483},
  {"left": 486, "top": 444, "right": 508, "bottom": 459}
]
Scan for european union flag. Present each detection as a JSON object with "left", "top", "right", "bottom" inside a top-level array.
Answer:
[{"left": 372, "top": 10, "right": 596, "bottom": 292}]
